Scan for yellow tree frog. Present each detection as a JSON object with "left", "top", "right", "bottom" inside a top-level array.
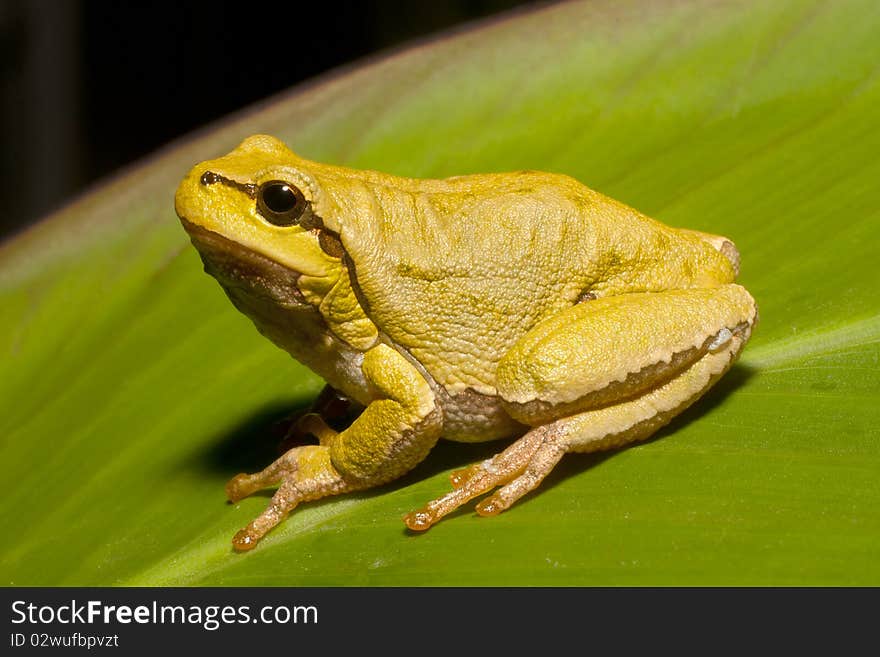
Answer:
[{"left": 175, "top": 135, "right": 757, "bottom": 551}]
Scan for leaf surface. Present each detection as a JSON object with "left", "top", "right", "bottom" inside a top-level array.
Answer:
[{"left": 1, "top": 0, "right": 878, "bottom": 585}]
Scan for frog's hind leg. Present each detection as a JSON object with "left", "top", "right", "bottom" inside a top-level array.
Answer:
[
  {"left": 404, "top": 285, "right": 756, "bottom": 530},
  {"left": 483, "top": 327, "right": 748, "bottom": 519},
  {"left": 404, "top": 329, "right": 747, "bottom": 530}
]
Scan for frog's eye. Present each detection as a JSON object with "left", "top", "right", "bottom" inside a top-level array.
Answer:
[{"left": 256, "top": 180, "right": 308, "bottom": 226}]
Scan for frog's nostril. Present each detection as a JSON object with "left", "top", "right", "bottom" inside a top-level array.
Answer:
[{"left": 200, "top": 170, "right": 220, "bottom": 186}]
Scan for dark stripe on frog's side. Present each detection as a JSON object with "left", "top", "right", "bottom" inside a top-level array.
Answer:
[
  {"left": 292, "top": 207, "right": 379, "bottom": 323},
  {"left": 298, "top": 210, "right": 470, "bottom": 435},
  {"left": 317, "top": 230, "right": 345, "bottom": 258},
  {"left": 327, "top": 235, "right": 516, "bottom": 442}
]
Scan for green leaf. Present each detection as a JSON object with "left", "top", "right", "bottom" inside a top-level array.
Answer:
[{"left": 2, "top": 0, "right": 878, "bottom": 586}]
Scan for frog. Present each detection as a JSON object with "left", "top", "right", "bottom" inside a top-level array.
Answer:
[{"left": 174, "top": 134, "right": 757, "bottom": 551}]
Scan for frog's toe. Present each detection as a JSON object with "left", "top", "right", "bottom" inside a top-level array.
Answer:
[
  {"left": 224, "top": 467, "right": 283, "bottom": 503},
  {"left": 449, "top": 464, "right": 479, "bottom": 488},
  {"left": 231, "top": 479, "right": 300, "bottom": 551},
  {"left": 226, "top": 473, "right": 256, "bottom": 503},
  {"left": 474, "top": 440, "right": 565, "bottom": 516},
  {"left": 404, "top": 463, "right": 510, "bottom": 531},
  {"left": 224, "top": 446, "right": 303, "bottom": 503},
  {"left": 404, "top": 426, "right": 556, "bottom": 530},
  {"left": 448, "top": 429, "right": 547, "bottom": 489},
  {"left": 232, "top": 527, "right": 260, "bottom": 551},
  {"left": 228, "top": 445, "right": 354, "bottom": 550}
]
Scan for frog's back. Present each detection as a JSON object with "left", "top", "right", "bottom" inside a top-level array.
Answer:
[{"left": 324, "top": 169, "right": 619, "bottom": 398}]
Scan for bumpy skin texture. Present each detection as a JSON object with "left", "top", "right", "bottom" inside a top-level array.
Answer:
[{"left": 175, "top": 135, "right": 756, "bottom": 549}]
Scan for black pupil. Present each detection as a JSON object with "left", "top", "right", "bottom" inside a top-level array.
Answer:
[{"left": 262, "top": 183, "right": 298, "bottom": 213}]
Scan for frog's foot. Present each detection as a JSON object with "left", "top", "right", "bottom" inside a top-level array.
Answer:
[
  {"left": 403, "top": 425, "right": 565, "bottom": 531},
  {"left": 226, "top": 445, "right": 353, "bottom": 551}
]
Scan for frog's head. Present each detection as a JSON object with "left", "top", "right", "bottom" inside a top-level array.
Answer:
[
  {"left": 175, "top": 133, "right": 342, "bottom": 279},
  {"left": 175, "top": 135, "right": 350, "bottom": 355}
]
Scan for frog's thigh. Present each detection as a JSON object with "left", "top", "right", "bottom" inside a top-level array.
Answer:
[{"left": 496, "top": 284, "right": 756, "bottom": 426}]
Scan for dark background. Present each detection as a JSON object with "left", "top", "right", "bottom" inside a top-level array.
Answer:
[{"left": 0, "top": 0, "right": 533, "bottom": 239}]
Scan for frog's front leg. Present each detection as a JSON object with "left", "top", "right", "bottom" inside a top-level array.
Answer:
[
  {"left": 228, "top": 344, "right": 442, "bottom": 550},
  {"left": 404, "top": 284, "right": 756, "bottom": 530}
]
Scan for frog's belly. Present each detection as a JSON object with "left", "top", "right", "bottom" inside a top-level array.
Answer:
[{"left": 439, "top": 387, "right": 525, "bottom": 443}]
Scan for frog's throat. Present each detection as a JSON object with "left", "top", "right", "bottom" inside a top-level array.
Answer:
[{"left": 179, "top": 217, "right": 308, "bottom": 307}]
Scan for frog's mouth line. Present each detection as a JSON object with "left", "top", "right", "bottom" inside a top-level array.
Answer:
[{"left": 178, "top": 217, "right": 308, "bottom": 306}]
